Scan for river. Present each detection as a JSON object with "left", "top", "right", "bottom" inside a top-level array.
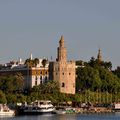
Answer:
[{"left": 0, "top": 113, "right": 120, "bottom": 120}]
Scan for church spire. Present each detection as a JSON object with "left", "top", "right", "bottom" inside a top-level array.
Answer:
[{"left": 97, "top": 48, "right": 102, "bottom": 62}]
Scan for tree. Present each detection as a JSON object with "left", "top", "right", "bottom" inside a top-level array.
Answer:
[
  {"left": 0, "top": 73, "right": 24, "bottom": 94},
  {"left": 25, "top": 58, "right": 39, "bottom": 67},
  {"left": 6, "top": 94, "right": 17, "bottom": 103},
  {"left": 76, "top": 66, "right": 101, "bottom": 92},
  {"left": 98, "top": 67, "right": 120, "bottom": 93},
  {"left": 34, "top": 58, "right": 39, "bottom": 67},
  {"left": 14, "top": 73, "right": 24, "bottom": 92},
  {"left": 31, "top": 80, "right": 59, "bottom": 94},
  {"left": 0, "top": 90, "right": 7, "bottom": 103},
  {"left": 113, "top": 66, "right": 120, "bottom": 78},
  {"left": 101, "top": 61, "right": 112, "bottom": 70},
  {"left": 42, "top": 59, "right": 48, "bottom": 68},
  {"left": 88, "top": 56, "right": 112, "bottom": 70}
]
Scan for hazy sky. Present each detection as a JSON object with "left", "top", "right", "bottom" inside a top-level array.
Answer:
[{"left": 0, "top": 0, "right": 120, "bottom": 69}]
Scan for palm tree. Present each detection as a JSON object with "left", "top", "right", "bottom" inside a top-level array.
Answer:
[
  {"left": 33, "top": 58, "right": 39, "bottom": 86},
  {"left": 25, "top": 58, "right": 33, "bottom": 67},
  {"left": 34, "top": 58, "right": 39, "bottom": 67},
  {"left": 42, "top": 59, "right": 47, "bottom": 68},
  {"left": 15, "top": 73, "right": 24, "bottom": 92},
  {"left": 42, "top": 58, "right": 48, "bottom": 82}
]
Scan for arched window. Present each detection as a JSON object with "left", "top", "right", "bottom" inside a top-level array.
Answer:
[
  {"left": 45, "top": 76, "right": 47, "bottom": 80},
  {"left": 35, "top": 80, "right": 37, "bottom": 86},
  {"left": 40, "top": 80, "right": 42, "bottom": 84},
  {"left": 40, "top": 76, "right": 42, "bottom": 80},
  {"left": 62, "top": 82, "right": 65, "bottom": 87}
]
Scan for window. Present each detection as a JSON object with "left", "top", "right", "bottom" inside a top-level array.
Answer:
[
  {"left": 62, "top": 82, "right": 65, "bottom": 87},
  {"left": 35, "top": 80, "right": 37, "bottom": 86},
  {"left": 69, "top": 73, "right": 71, "bottom": 75},
  {"left": 45, "top": 76, "right": 47, "bottom": 80},
  {"left": 35, "top": 76, "right": 37, "bottom": 80},
  {"left": 62, "top": 73, "right": 64, "bottom": 75},
  {"left": 40, "top": 80, "right": 42, "bottom": 84},
  {"left": 40, "top": 76, "right": 42, "bottom": 80}
]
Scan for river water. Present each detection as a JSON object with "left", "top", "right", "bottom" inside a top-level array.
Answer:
[{"left": 0, "top": 113, "right": 120, "bottom": 120}]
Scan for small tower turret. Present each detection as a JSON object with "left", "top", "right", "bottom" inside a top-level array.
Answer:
[
  {"left": 97, "top": 48, "right": 102, "bottom": 62},
  {"left": 59, "top": 35, "right": 65, "bottom": 47},
  {"left": 30, "top": 53, "right": 33, "bottom": 60},
  {"left": 57, "top": 36, "right": 67, "bottom": 62}
]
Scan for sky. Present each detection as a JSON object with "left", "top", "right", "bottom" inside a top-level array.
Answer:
[{"left": 0, "top": 0, "right": 120, "bottom": 69}]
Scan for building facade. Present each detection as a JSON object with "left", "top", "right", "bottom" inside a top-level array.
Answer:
[
  {"left": 49, "top": 36, "right": 76, "bottom": 94},
  {"left": 0, "top": 58, "right": 49, "bottom": 90}
]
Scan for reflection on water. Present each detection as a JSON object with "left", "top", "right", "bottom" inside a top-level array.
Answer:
[{"left": 0, "top": 113, "right": 120, "bottom": 120}]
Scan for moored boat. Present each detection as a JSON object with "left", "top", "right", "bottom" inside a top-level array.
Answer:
[
  {"left": 112, "top": 103, "right": 120, "bottom": 112},
  {"left": 19, "top": 100, "right": 55, "bottom": 114},
  {"left": 0, "top": 104, "right": 15, "bottom": 116},
  {"left": 54, "top": 107, "right": 66, "bottom": 114}
]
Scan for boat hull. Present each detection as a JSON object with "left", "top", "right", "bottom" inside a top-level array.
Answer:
[
  {"left": 18, "top": 108, "right": 55, "bottom": 115},
  {"left": 0, "top": 111, "right": 15, "bottom": 116}
]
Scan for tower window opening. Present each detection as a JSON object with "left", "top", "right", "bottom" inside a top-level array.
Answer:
[{"left": 62, "top": 82, "right": 65, "bottom": 87}]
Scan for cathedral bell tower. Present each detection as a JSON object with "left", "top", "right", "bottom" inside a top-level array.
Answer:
[{"left": 97, "top": 48, "right": 102, "bottom": 62}]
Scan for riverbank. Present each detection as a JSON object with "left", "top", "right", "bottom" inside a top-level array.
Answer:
[{"left": 75, "top": 107, "right": 112, "bottom": 114}]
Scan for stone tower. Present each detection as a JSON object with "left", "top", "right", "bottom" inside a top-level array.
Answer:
[
  {"left": 97, "top": 48, "right": 102, "bottom": 62},
  {"left": 49, "top": 36, "right": 76, "bottom": 94}
]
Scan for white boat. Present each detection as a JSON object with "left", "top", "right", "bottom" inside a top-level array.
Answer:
[
  {"left": 112, "top": 103, "right": 120, "bottom": 112},
  {"left": 54, "top": 107, "right": 66, "bottom": 114},
  {"left": 0, "top": 104, "right": 15, "bottom": 116},
  {"left": 19, "top": 100, "right": 55, "bottom": 114}
]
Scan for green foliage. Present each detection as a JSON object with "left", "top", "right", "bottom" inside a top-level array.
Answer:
[
  {"left": 24, "top": 58, "right": 39, "bottom": 67},
  {"left": 113, "top": 66, "right": 120, "bottom": 78},
  {"left": 0, "top": 73, "right": 24, "bottom": 94},
  {"left": 98, "top": 67, "right": 120, "bottom": 93},
  {"left": 14, "top": 73, "right": 24, "bottom": 91},
  {"left": 76, "top": 57, "right": 120, "bottom": 94},
  {"left": 31, "top": 80, "right": 59, "bottom": 94},
  {"left": 76, "top": 66, "right": 120, "bottom": 93},
  {"left": 88, "top": 57, "right": 112, "bottom": 70},
  {"left": 6, "top": 94, "right": 17, "bottom": 103},
  {"left": 0, "top": 90, "right": 7, "bottom": 103},
  {"left": 76, "top": 66, "right": 101, "bottom": 92},
  {"left": 42, "top": 59, "right": 48, "bottom": 67}
]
